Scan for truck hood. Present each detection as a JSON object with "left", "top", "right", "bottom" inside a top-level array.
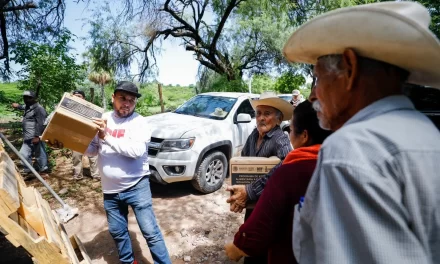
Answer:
[{"left": 144, "top": 112, "right": 220, "bottom": 139}]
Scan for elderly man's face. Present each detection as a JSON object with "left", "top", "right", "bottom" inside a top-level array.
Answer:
[
  {"left": 313, "top": 58, "right": 350, "bottom": 131},
  {"left": 256, "top": 105, "right": 280, "bottom": 135}
]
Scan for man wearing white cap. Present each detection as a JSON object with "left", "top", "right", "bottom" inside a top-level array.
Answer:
[
  {"left": 290, "top": 89, "right": 304, "bottom": 107},
  {"left": 283, "top": 2, "right": 440, "bottom": 264}
]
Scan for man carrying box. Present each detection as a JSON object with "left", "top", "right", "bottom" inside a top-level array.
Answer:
[{"left": 85, "top": 81, "right": 171, "bottom": 264}]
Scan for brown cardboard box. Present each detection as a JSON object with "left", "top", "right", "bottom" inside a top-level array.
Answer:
[
  {"left": 42, "top": 93, "right": 104, "bottom": 153},
  {"left": 230, "top": 156, "right": 281, "bottom": 185}
]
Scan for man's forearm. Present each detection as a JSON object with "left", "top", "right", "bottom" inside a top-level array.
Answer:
[{"left": 245, "top": 162, "right": 282, "bottom": 201}]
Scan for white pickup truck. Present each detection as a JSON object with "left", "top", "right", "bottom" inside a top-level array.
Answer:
[{"left": 144, "top": 92, "right": 259, "bottom": 193}]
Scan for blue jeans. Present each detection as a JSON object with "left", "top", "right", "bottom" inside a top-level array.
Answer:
[
  {"left": 19, "top": 139, "right": 48, "bottom": 173},
  {"left": 103, "top": 177, "right": 171, "bottom": 264}
]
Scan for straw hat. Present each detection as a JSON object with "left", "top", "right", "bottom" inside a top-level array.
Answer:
[
  {"left": 283, "top": 2, "right": 440, "bottom": 88},
  {"left": 251, "top": 91, "right": 293, "bottom": 121}
]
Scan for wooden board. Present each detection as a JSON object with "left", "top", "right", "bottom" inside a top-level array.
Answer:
[
  {"left": 0, "top": 138, "right": 92, "bottom": 264},
  {"left": 0, "top": 151, "right": 20, "bottom": 215},
  {"left": 73, "top": 235, "right": 92, "bottom": 264},
  {"left": 20, "top": 186, "right": 38, "bottom": 208},
  {"left": 0, "top": 139, "right": 26, "bottom": 189},
  {"left": 52, "top": 211, "right": 80, "bottom": 264},
  {"left": 0, "top": 210, "right": 70, "bottom": 264},
  {"left": 18, "top": 214, "right": 39, "bottom": 239},
  {"left": 33, "top": 189, "right": 64, "bottom": 253},
  {"left": 17, "top": 201, "right": 46, "bottom": 238}
]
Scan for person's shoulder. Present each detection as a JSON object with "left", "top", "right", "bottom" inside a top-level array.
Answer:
[
  {"left": 319, "top": 124, "right": 369, "bottom": 163},
  {"left": 131, "top": 112, "right": 146, "bottom": 122},
  {"left": 269, "top": 160, "right": 317, "bottom": 187},
  {"left": 271, "top": 125, "right": 284, "bottom": 135},
  {"left": 36, "top": 103, "right": 45, "bottom": 110},
  {"left": 272, "top": 126, "right": 289, "bottom": 142}
]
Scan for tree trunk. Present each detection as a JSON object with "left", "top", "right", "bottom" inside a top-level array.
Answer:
[
  {"left": 158, "top": 83, "right": 164, "bottom": 113},
  {"left": 101, "top": 84, "right": 107, "bottom": 110},
  {"left": 35, "top": 75, "right": 41, "bottom": 98},
  {"left": 90, "top": 87, "right": 95, "bottom": 103}
]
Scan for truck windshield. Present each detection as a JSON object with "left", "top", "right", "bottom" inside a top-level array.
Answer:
[{"left": 174, "top": 95, "right": 238, "bottom": 120}]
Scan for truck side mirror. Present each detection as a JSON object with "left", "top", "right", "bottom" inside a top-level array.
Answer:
[{"left": 236, "top": 113, "right": 252, "bottom": 123}]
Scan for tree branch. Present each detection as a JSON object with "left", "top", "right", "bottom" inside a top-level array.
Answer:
[
  {"left": 198, "top": 59, "right": 222, "bottom": 74},
  {"left": 162, "top": 0, "right": 202, "bottom": 42},
  {"left": 3, "top": 2, "right": 37, "bottom": 12},
  {"left": 0, "top": 11, "right": 9, "bottom": 72},
  {"left": 209, "top": 0, "right": 244, "bottom": 56}
]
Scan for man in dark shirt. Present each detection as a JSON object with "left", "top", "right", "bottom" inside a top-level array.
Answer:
[
  {"left": 12, "top": 91, "right": 48, "bottom": 179},
  {"left": 227, "top": 91, "right": 292, "bottom": 211},
  {"left": 227, "top": 91, "right": 292, "bottom": 264}
]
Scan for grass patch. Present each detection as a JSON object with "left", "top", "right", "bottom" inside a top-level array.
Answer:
[
  {"left": 137, "top": 86, "right": 195, "bottom": 116},
  {"left": 0, "top": 82, "right": 21, "bottom": 117}
]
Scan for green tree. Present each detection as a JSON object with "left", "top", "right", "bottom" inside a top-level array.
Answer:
[
  {"left": 85, "top": 0, "right": 296, "bottom": 82},
  {"left": 196, "top": 67, "right": 246, "bottom": 94},
  {"left": 1, "top": 0, "right": 68, "bottom": 79},
  {"left": 273, "top": 71, "right": 305, "bottom": 94},
  {"left": 11, "top": 30, "right": 85, "bottom": 108},
  {"left": 417, "top": 0, "right": 440, "bottom": 39},
  {"left": 250, "top": 74, "right": 275, "bottom": 94}
]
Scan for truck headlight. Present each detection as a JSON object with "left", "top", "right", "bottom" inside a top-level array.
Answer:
[{"left": 160, "top": 138, "right": 195, "bottom": 152}]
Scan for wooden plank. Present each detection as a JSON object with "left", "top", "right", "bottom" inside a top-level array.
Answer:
[
  {"left": 18, "top": 214, "right": 39, "bottom": 239},
  {"left": 33, "top": 189, "right": 62, "bottom": 251},
  {"left": 73, "top": 235, "right": 92, "bottom": 264},
  {"left": 17, "top": 201, "right": 47, "bottom": 238},
  {"left": 0, "top": 198, "right": 15, "bottom": 216},
  {"left": 5, "top": 234, "right": 21, "bottom": 247},
  {"left": 0, "top": 151, "right": 20, "bottom": 214},
  {"left": 69, "top": 235, "right": 78, "bottom": 249},
  {"left": 20, "top": 186, "right": 38, "bottom": 208},
  {"left": 10, "top": 211, "right": 19, "bottom": 222},
  {"left": 0, "top": 210, "right": 70, "bottom": 264},
  {"left": 39, "top": 197, "right": 68, "bottom": 257},
  {"left": 52, "top": 211, "right": 80, "bottom": 264}
]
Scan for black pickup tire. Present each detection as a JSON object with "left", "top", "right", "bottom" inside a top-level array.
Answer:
[{"left": 191, "top": 151, "right": 227, "bottom": 194}]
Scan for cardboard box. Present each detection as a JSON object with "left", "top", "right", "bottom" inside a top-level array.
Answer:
[
  {"left": 42, "top": 93, "right": 104, "bottom": 153},
  {"left": 230, "top": 156, "right": 281, "bottom": 185}
]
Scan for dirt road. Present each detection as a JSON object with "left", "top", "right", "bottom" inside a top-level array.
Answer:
[
  {"left": 1, "top": 124, "right": 245, "bottom": 263},
  {"left": 64, "top": 181, "right": 245, "bottom": 264}
]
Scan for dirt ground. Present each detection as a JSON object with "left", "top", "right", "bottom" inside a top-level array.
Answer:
[{"left": 0, "top": 124, "right": 245, "bottom": 264}]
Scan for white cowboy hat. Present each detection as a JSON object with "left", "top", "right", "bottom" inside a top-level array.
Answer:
[
  {"left": 283, "top": 2, "right": 440, "bottom": 88},
  {"left": 251, "top": 91, "right": 293, "bottom": 121},
  {"left": 292, "top": 89, "right": 300, "bottom": 96},
  {"left": 210, "top": 107, "right": 227, "bottom": 117}
]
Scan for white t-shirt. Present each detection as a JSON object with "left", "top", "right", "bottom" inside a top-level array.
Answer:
[{"left": 86, "top": 111, "right": 151, "bottom": 194}]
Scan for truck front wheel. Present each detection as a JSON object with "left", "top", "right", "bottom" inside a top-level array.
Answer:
[{"left": 191, "top": 151, "right": 227, "bottom": 194}]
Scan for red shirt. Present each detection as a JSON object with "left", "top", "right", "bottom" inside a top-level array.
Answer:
[{"left": 234, "top": 145, "right": 320, "bottom": 264}]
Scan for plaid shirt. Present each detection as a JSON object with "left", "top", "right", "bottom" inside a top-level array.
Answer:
[{"left": 242, "top": 125, "right": 292, "bottom": 201}]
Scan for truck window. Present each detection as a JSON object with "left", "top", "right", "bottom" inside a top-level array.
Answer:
[{"left": 236, "top": 99, "right": 255, "bottom": 119}]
